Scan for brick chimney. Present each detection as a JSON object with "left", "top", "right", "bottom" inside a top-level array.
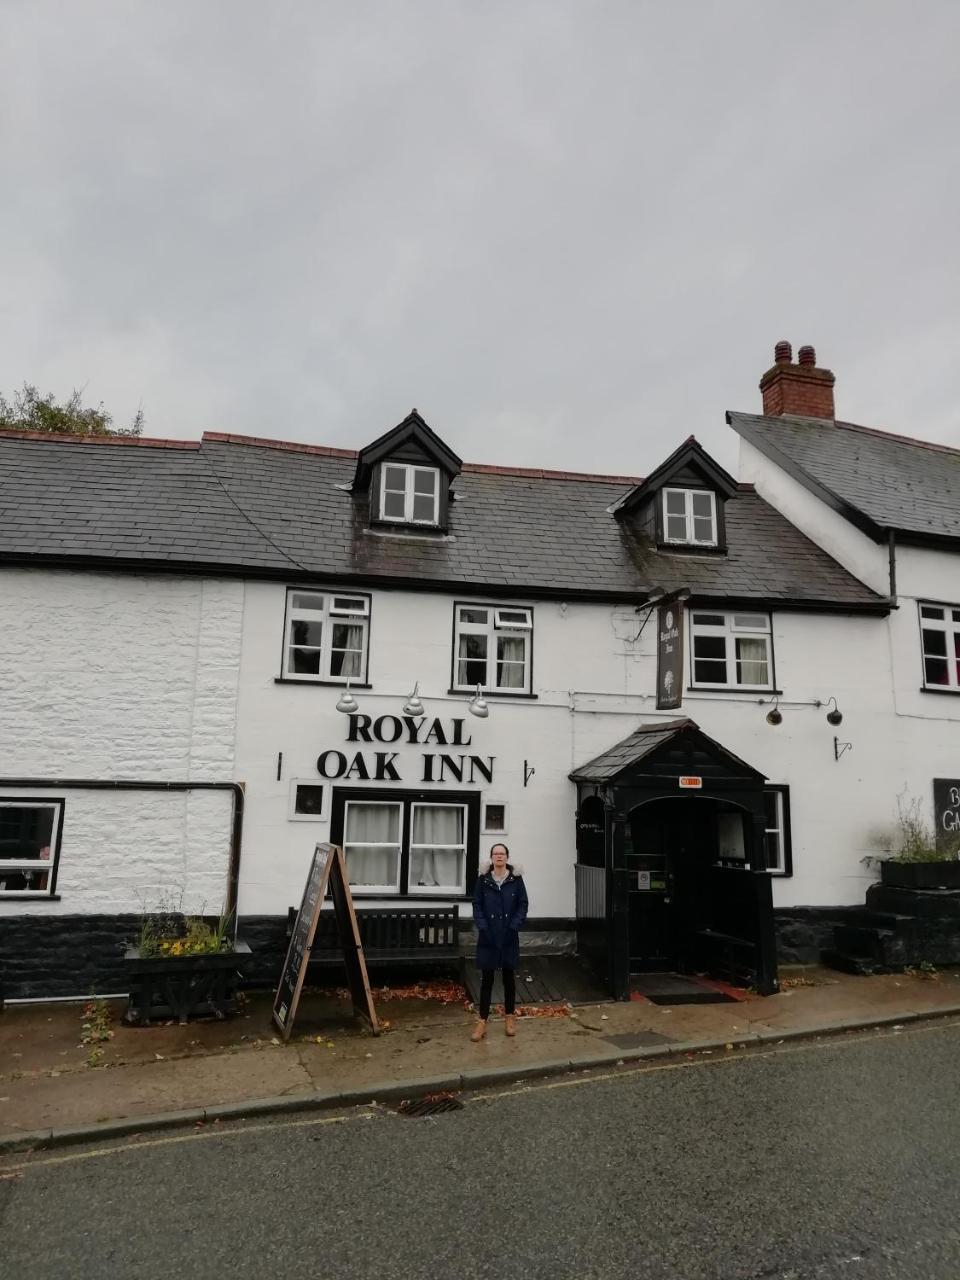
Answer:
[{"left": 759, "top": 341, "right": 836, "bottom": 419}]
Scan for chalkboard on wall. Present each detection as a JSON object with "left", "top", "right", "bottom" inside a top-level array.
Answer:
[
  {"left": 933, "top": 779, "right": 960, "bottom": 854},
  {"left": 272, "top": 843, "right": 379, "bottom": 1042}
]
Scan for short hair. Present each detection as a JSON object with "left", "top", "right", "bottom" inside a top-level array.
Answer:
[{"left": 490, "top": 842, "right": 510, "bottom": 858}]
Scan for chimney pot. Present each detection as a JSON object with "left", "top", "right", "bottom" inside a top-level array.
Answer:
[
  {"left": 774, "top": 340, "right": 793, "bottom": 365},
  {"left": 759, "top": 340, "right": 835, "bottom": 419}
]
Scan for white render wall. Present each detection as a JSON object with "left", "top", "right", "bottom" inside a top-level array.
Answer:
[
  {"left": 0, "top": 568, "right": 242, "bottom": 916},
  {"left": 234, "top": 579, "right": 908, "bottom": 917},
  {"left": 740, "top": 434, "right": 960, "bottom": 888}
]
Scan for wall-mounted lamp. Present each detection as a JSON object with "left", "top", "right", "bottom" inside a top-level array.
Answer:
[
  {"left": 468, "top": 684, "right": 489, "bottom": 718},
  {"left": 335, "top": 680, "right": 359, "bottom": 715},
  {"left": 825, "top": 696, "right": 843, "bottom": 726},
  {"left": 765, "top": 696, "right": 783, "bottom": 726},
  {"left": 402, "top": 682, "right": 425, "bottom": 717}
]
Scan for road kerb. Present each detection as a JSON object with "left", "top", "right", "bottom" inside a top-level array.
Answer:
[{"left": 4, "top": 1004, "right": 960, "bottom": 1156}]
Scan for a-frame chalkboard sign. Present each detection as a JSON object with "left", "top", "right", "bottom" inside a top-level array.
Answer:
[{"left": 272, "top": 843, "right": 379, "bottom": 1041}]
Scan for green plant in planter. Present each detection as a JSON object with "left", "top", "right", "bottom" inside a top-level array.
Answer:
[
  {"left": 886, "top": 793, "right": 960, "bottom": 863},
  {"left": 135, "top": 891, "right": 234, "bottom": 958}
]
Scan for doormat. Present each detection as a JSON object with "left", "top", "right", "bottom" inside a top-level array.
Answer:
[{"left": 630, "top": 973, "right": 737, "bottom": 1005}]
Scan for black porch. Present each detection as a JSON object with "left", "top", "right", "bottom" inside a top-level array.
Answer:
[{"left": 570, "top": 718, "right": 779, "bottom": 999}]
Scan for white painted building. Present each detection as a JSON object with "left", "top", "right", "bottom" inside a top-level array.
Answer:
[{"left": 2, "top": 343, "right": 958, "bottom": 999}]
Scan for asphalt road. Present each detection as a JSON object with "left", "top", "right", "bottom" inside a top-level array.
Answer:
[{"left": 3, "top": 1020, "right": 960, "bottom": 1280}]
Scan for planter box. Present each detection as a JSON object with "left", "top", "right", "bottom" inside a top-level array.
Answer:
[
  {"left": 880, "top": 860, "right": 960, "bottom": 891},
  {"left": 124, "top": 939, "right": 251, "bottom": 1025}
]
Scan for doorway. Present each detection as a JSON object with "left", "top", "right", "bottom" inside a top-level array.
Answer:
[{"left": 571, "top": 717, "right": 779, "bottom": 997}]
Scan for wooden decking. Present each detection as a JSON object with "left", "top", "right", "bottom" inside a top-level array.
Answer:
[{"left": 462, "top": 955, "right": 608, "bottom": 1007}]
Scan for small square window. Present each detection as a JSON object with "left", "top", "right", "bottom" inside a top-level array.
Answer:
[
  {"left": 482, "top": 803, "right": 508, "bottom": 835},
  {"left": 289, "top": 783, "right": 325, "bottom": 820}
]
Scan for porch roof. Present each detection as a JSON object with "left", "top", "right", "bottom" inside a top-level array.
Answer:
[{"left": 569, "top": 717, "right": 765, "bottom": 783}]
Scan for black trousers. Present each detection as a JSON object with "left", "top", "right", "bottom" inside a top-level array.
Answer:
[{"left": 479, "top": 968, "right": 516, "bottom": 1019}]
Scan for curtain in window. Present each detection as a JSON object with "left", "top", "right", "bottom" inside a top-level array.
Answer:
[
  {"left": 496, "top": 635, "right": 526, "bottom": 689},
  {"left": 735, "top": 637, "right": 768, "bottom": 685},
  {"left": 343, "top": 803, "right": 401, "bottom": 888},
  {"left": 410, "top": 806, "right": 464, "bottom": 889},
  {"left": 330, "top": 623, "right": 364, "bottom": 677}
]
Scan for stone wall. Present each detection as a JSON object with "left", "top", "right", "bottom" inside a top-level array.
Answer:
[{"left": 774, "top": 906, "right": 861, "bottom": 966}]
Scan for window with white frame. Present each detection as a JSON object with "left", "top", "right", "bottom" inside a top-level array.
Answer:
[
  {"left": 662, "top": 488, "right": 718, "bottom": 546},
  {"left": 283, "top": 590, "right": 370, "bottom": 682},
  {"left": 690, "top": 612, "right": 772, "bottom": 689},
  {"left": 454, "top": 604, "right": 533, "bottom": 693},
  {"left": 379, "top": 463, "right": 440, "bottom": 525},
  {"left": 482, "top": 802, "right": 508, "bottom": 835},
  {"left": 341, "top": 796, "right": 471, "bottom": 896},
  {"left": 0, "top": 800, "right": 63, "bottom": 895},
  {"left": 763, "top": 787, "right": 791, "bottom": 875},
  {"left": 343, "top": 800, "right": 403, "bottom": 893},
  {"left": 919, "top": 603, "right": 960, "bottom": 690},
  {"left": 410, "top": 804, "right": 467, "bottom": 893}
]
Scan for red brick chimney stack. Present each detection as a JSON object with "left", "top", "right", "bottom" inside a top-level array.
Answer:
[{"left": 759, "top": 341, "right": 836, "bottom": 419}]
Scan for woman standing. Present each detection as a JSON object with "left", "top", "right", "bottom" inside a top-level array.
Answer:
[{"left": 470, "top": 843, "right": 529, "bottom": 1041}]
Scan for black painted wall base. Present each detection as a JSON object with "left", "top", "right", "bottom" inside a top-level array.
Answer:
[
  {"left": 773, "top": 906, "right": 865, "bottom": 966},
  {"left": 0, "top": 907, "right": 868, "bottom": 1000},
  {"left": 0, "top": 914, "right": 142, "bottom": 1000}
]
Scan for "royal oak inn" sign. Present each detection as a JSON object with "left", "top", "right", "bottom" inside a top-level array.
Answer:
[{"left": 316, "top": 714, "right": 495, "bottom": 785}]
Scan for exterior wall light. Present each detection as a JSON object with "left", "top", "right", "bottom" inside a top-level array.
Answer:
[
  {"left": 402, "top": 682, "right": 425, "bottom": 717},
  {"left": 825, "top": 697, "right": 843, "bottom": 726},
  {"left": 468, "top": 684, "right": 489, "bottom": 718},
  {"left": 335, "top": 681, "right": 360, "bottom": 715},
  {"left": 765, "top": 696, "right": 782, "bottom": 726}
]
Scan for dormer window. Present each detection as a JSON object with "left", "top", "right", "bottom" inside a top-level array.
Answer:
[
  {"left": 379, "top": 463, "right": 440, "bottom": 525},
  {"left": 662, "top": 488, "right": 717, "bottom": 546}
]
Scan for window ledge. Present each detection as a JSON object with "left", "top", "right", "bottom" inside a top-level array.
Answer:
[
  {"left": 349, "top": 892, "right": 471, "bottom": 903},
  {"left": 919, "top": 686, "right": 960, "bottom": 697},
  {"left": 0, "top": 893, "right": 61, "bottom": 901},
  {"left": 447, "top": 689, "right": 539, "bottom": 700},
  {"left": 275, "top": 678, "right": 373, "bottom": 689}
]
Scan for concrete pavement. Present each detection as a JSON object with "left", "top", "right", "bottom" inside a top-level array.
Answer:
[{"left": 3, "top": 966, "right": 960, "bottom": 1153}]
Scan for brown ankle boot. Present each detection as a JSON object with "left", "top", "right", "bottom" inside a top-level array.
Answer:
[
  {"left": 505, "top": 1014, "right": 517, "bottom": 1037},
  {"left": 470, "top": 1019, "right": 487, "bottom": 1042}
]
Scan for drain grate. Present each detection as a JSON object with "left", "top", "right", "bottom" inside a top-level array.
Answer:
[{"left": 395, "top": 1092, "right": 464, "bottom": 1117}]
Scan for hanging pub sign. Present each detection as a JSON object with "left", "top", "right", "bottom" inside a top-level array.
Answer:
[
  {"left": 933, "top": 779, "right": 960, "bottom": 853},
  {"left": 656, "top": 604, "right": 685, "bottom": 710},
  {"left": 272, "top": 843, "right": 379, "bottom": 1042}
]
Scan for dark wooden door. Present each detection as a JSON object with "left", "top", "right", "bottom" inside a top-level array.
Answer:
[{"left": 627, "top": 800, "right": 714, "bottom": 973}]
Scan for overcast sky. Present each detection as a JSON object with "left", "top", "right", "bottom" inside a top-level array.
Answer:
[{"left": 2, "top": 1, "right": 959, "bottom": 476}]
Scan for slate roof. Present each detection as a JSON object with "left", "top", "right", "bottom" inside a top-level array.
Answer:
[
  {"left": 0, "top": 426, "right": 886, "bottom": 610},
  {"left": 569, "top": 718, "right": 764, "bottom": 782},
  {"left": 729, "top": 411, "right": 960, "bottom": 543},
  {"left": 569, "top": 720, "right": 694, "bottom": 781}
]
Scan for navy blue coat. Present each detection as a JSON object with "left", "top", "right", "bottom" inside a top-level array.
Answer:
[{"left": 472, "top": 866, "right": 529, "bottom": 970}]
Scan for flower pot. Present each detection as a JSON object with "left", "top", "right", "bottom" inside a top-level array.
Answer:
[
  {"left": 124, "top": 939, "right": 251, "bottom": 1025},
  {"left": 879, "top": 860, "right": 960, "bottom": 891}
]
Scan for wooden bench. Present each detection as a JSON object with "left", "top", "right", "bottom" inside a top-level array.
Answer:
[
  {"left": 286, "top": 905, "right": 462, "bottom": 974},
  {"left": 695, "top": 928, "right": 757, "bottom": 987}
]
